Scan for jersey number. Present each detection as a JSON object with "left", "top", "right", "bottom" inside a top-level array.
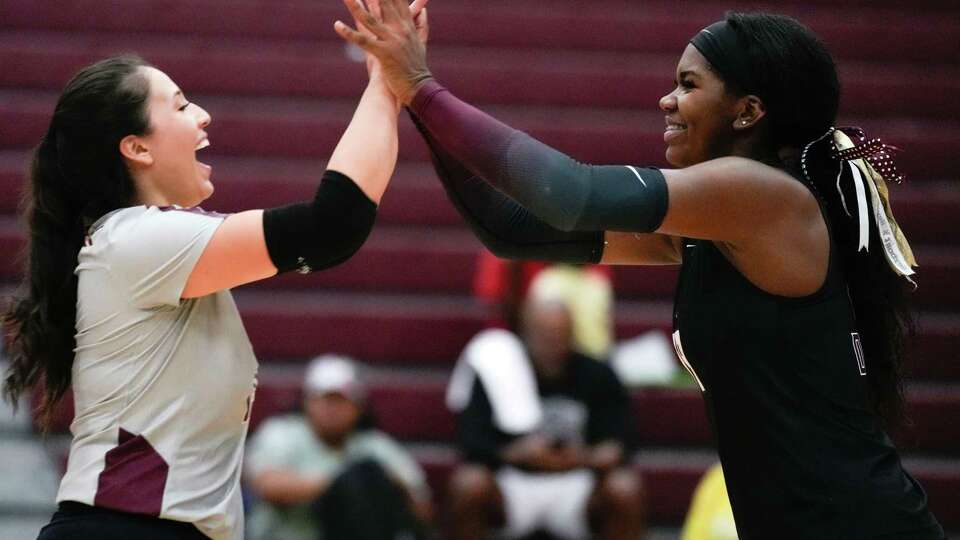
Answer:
[
  {"left": 851, "top": 332, "right": 866, "bottom": 376},
  {"left": 673, "top": 330, "right": 705, "bottom": 392}
]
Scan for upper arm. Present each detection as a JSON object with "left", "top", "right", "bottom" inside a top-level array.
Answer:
[
  {"left": 656, "top": 157, "right": 814, "bottom": 246},
  {"left": 601, "top": 231, "right": 683, "bottom": 265},
  {"left": 182, "top": 210, "right": 277, "bottom": 299}
]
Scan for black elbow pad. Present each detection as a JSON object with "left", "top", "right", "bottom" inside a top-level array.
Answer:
[{"left": 263, "top": 170, "right": 377, "bottom": 274}]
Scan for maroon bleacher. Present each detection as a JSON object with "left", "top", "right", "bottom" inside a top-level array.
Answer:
[{"left": 3, "top": 0, "right": 959, "bottom": 532}]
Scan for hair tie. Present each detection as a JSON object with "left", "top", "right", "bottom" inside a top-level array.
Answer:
[{"left": 801, "top": 127, "right": 916, "bottom": 283}]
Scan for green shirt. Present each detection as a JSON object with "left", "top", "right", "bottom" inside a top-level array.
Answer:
[{"left": 245, "top": 414, "right": 428, "bottom": 540}]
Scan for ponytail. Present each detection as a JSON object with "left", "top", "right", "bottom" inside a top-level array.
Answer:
[{"left": 2, "top": 55, "right": 150, "bottom": 428}]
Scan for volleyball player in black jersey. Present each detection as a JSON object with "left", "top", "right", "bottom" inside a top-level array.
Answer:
[{"left": 336, "top": 1, "right": 944, "bottom": 538}]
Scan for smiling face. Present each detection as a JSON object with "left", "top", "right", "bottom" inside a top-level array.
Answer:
[
  {"left": 123, "top": 66, "right": 213, "bottom": 207},
  {"left": 659, "top": 44, "right": 742, "bottom": 168}
]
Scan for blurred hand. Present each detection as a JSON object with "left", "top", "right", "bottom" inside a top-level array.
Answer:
[
  {"left": 335, "top": 0, "right": 433, "bottom": 105},
  {"left": 502, "top": 434, "right": 585, "bottom": 473}
]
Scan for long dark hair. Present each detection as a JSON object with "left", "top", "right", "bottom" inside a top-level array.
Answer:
[
  {"left": 721, "top": 12, "right": 912, "bottom": 425},
  {"left": 2, "top": 55, "right": 152, "bottom": 427}
]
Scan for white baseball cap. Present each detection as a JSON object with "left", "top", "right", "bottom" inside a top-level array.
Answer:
[{"left": 303, "top": 354, "right": 366, "bottom": 402}]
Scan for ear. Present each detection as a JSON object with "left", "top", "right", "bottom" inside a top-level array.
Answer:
[
  {"left": 732, "top": 95, "right": 766, "bottom": 131},
  {"left": 119, "top": 134, "right": 153, "bottom": 167}
]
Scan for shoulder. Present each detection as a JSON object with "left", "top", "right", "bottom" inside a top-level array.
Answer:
[
  {"left": 356, "top": 429, "right": 400, "bottom": 446},
  {"left": 253, "top": 414, "right": 311, "bottom": 440},
  {"left": 668, "top": 156, "right": 795, "bottom": 186},
  {"left": 93, "top": 205, "right": 223, "bottom": 243},
  {"left": 463, "top": 328, "right": 524, "bottom": 356},
  {"left": 352, "top": 430, "right": 409, "bottom": 455}
]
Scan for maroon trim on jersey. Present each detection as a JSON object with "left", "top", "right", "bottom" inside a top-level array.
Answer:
[
  {"left": 94, "top": 428, "right": 169, "bottom": 517},
  {"left": 157, "top": 205, "right": 230, "bottom": 219}
]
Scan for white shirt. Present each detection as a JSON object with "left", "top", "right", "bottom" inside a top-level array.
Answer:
[{"left": 56, "top": 206, "right": 259, "bottom": 540}]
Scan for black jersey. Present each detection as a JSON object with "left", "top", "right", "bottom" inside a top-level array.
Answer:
[{"left": 672, "top": 201, "right": 943, "bottom": 538}]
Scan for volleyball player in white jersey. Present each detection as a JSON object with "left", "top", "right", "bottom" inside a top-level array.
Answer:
[{"left": 2, "top": 4, "right": 428, "bottom": 539}]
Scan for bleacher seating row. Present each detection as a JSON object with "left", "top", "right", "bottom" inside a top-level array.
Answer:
[{"left": 2, "top": 0, "right": 958, "bottom": 532}]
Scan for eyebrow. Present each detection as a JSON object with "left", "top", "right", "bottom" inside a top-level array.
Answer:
[{"left": 678, "top": 70, "right": 700, "bottom": 79}]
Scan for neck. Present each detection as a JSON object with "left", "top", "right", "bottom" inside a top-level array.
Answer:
[{"left": 132, "top": 174, "right": 172, "bottom": 207}]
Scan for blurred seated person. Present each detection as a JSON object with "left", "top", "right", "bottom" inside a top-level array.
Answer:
[
  {"left": 445, "top": 299, "right": 644, "bottom": 540},
  {"left": 473, "top": 250, "right": 547, "bottom": 332},
  {"left": 681, "top": 463, "right": 738, "bottom": 540},
  {"left": 245, "top": 355, "right": 431, "bottom": 540},
  {"left": 528, "top": 263, "right": 614, "bottom": 360}
]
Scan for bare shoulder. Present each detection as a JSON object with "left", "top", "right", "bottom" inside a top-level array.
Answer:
[
  {"left": 658, "top": 157, "right": 818, "bottom": 245},
  {"left": 665, "top": 156, "right": 809, "bottom": 198}
]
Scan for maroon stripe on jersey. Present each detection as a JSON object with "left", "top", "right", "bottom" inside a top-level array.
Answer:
[{"left": 94, "top": 428, "right": 169, "bottom": 517}]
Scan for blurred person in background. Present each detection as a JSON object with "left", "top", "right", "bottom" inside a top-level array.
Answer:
[
  {"left": 445, "top": 299, "right": 643, "bottom": 540},
  {"left": 246, "top": 355, "right": 431, "bottom": 540},
  {"left": 528, "top": 263, "right": 614, "bottom": 360},
  {"left": 473, "top": 251, "right": 547, "bottom": 333},
  {"left": 474, "top": 253, "right": 614, "bottom": 360}
]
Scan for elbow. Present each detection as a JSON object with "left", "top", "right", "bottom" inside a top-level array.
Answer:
[{"left": 305, "top": 210, "right": 376, "bottom": 271}]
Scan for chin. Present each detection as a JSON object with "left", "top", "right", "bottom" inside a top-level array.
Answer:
[
  {"left": 196, "top": 181, "right": 214, "bottom": 205},
  {"left": 665, "top": 147, "right": 686, "bottom": 168}
]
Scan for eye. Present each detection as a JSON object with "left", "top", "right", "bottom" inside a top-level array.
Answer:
[
  {"left": 178, "top": 102, "right": 191, "bottom": 112},
  {"left": 680, "top": 79, "right": 695, "bottom": 89}
]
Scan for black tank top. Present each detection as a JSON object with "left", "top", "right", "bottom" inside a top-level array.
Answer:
[{"left": 672, "top": 181, "right": 943, "bottom": 539}]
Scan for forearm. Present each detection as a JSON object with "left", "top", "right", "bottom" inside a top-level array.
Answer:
[
  {"left": 585, "top": 441, "right": 624, "bottom": 473},
  {"left": 327, "top": 79, "right": 400, "bottom": 205},
  {"left": 252, "top": 470, "right": 328, "bottom": 506},
  {"left": 409, "top": 111, "right": 604, "bottom": 263},
  {"left": 409, "top": 80, "right": 668, "bottom": 233}
]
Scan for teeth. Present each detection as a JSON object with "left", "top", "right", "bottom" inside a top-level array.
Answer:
[{"left": 195, "top": 139, "right": 210, "bottom": 151}]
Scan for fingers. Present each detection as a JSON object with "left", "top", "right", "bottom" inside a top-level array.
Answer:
[
  {"left": 342, "top": 0, "right": 386, "bottom": 39},
  {"left": 409, "top": 0, "right": 428, "bottom": 17},
  {"left": 367, "top": 0, "right": 382, "bottom": 20},
  {"left": 380, "top": 0, "right": 408, "bottom": 22},
  {"left": 415, "top": 7, "right": 429, "bottom": 42},
  {"left": 334, "top": 20, "right": 377, "bottom": 49}
]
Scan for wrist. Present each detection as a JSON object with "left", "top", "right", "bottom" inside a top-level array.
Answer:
[
  {"left": 367, "top": 79, "right": 402, "bottom": 113},
  {"left": 400, "top": 72, "right": 435, "bottom": 107}
]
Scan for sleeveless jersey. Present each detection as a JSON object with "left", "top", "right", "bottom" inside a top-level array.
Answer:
[{"left": 672, "top": 189, "right": 942, "bottom": 539}]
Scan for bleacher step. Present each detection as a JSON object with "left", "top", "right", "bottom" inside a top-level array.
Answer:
[{"left": 3, "top": 90, "right": 958, "bottom": 177}]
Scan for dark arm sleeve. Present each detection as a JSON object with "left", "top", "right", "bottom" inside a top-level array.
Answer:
[
  {"left": 457, "top": 380, "right": 511, "bottom": 468},
  {"left": 262, "top": 170, "right": 376, "bottom": 274},
  {"left": 408, "top": 111, "right": 604, "bottom": 264},
  {"left": 408, "top": 80, "right": 668, "bottom": 234}
]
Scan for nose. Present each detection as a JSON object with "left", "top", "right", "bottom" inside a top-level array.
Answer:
[
  {"left": 659, "top": 89, "right": 677, "bottom": 113},
  {"left": 195, "top": 104, "right": 212, "bottom": 129}
]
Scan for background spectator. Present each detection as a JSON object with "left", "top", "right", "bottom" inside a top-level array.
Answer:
[
  {"left": 445, "top": 299, "right": 644, "bottom": 540},
  {"left": 473, "top": 251, "right": 547, "bottom": 332},
  {"left": 528, "top": 263, "right": 614, "bottom": 360},
  {"left": 245, "top": 355, "right": 431, "bottom": 540}
]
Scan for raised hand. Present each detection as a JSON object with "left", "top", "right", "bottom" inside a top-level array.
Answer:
[{"left": 335, "top": 0, "right": 432, "bottom": 106}]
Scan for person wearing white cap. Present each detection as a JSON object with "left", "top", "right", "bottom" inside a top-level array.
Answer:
[{"left": 245, "top": 355, "right": 431, "bottom": 540}]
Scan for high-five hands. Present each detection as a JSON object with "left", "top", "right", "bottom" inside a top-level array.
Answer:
[{"left": 335, "top": 0, "right": 433, "bottom": 106}]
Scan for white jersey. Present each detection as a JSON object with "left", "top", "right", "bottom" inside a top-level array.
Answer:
[{"left": 56, "top": 205, "right": 259, "bottom": 540}]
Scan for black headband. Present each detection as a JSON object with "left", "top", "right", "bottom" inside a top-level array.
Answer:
[{"left": 690, "top": 21, "right": 754, "bottom": 94}]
